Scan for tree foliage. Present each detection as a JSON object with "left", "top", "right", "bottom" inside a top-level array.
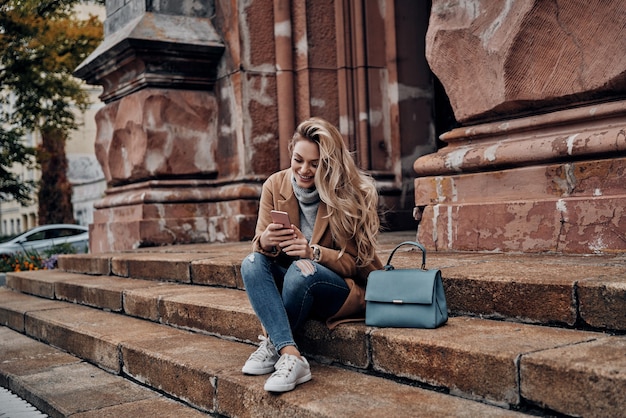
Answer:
[
  {"left": 0, "top": 0, "right": 102, "bottom": 221},
  {"left": 0, "top": 127, "right": 36, "bottom": 205}
]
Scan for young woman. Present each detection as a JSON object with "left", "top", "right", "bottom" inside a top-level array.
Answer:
[{"left": 240, "top": 117, "right": 382, "bottom": 392}]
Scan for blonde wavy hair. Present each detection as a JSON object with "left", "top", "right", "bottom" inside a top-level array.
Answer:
[{"left": 289, "top": 117, "right": 380, "bottom": 266}]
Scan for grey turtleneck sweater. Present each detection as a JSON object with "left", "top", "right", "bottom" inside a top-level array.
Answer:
[{"left": 291, "top": 175, "right": 320, "bottom": 242}]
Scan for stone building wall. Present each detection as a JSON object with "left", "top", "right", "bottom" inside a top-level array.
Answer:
[
  {"left": 75, "top": 0, "right": 435, "bottom": 252},
  {"left": 75, "top": 0, "right": 625, "bottom": 254},
  {"left": 415, "top": 0, "right": 626, "bottom": 253}
]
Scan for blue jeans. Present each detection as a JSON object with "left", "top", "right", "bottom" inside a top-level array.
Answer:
[{"left": 240, "top": 252, "right": 350, "bottom": 352}]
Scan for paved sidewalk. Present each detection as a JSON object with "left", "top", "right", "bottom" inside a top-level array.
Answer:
[{"left": 0, "top": 387, "right": 47, "bottom": 417}]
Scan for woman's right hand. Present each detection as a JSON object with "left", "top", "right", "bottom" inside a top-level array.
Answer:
[{"left": 260, "top": 223, "right": 295, "bottom": 252}]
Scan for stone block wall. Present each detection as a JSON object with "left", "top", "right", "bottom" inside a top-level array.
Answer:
[
  {"left": 73, "top": 0, "right": 626, "bottom": 254},
  {"left": 76, "top": 0, "right": 432, "bottom": 252},
  {"left": 414, "top": 0, "right": 626, "bottom": 254},
  {"left": 75, "top": 0, "right": 434, "bottom": 252}
]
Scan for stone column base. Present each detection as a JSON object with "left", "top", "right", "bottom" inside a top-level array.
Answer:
[
  {"left": 414, "top": 101, "right": 626, "bottom": 254},
  {"left": 88, "top": 180, "right": 261, "bottom": 253}
]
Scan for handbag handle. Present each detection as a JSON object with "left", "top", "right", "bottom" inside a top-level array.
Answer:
[{"left": 384, "top": 241, "right": 427, "bottom": 271}]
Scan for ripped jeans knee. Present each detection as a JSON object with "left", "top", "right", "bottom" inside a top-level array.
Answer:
[
  {"left": 294, "top": 259, "right": 316, "bottom": 276},
  {"left": 281, "top": 261, "right": 350, "bottom": 330}
]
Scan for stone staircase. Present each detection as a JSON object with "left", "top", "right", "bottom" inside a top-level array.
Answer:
[{"left": 0, "top": 231, "right": 625, "bottom": 417}]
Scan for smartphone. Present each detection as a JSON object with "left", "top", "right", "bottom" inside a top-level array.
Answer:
[{"left": 270, "top": 210, "right": 291, "bottom": 228}]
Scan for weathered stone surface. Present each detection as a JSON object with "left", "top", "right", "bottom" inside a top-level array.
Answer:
[
  {"left": 5, "top": 270, "right": 63, "bottom": 299},
  {"left": 418, "top": 3, "right": 626, "bottom": 256},
  {"left": 1, "top": 323, "right": 527, "bottom": 418},
  {"left": 370, "top": 317, "right": 599, "bottom": 405},
  {"left": 296, "top": 320, "right": 370, "bottom": 369},
  {"left": 191, "top": 257, "right": 242, "bottom": 288},
  {"left": 7, "top": 271, "right": 136, "bottom": 309},
  {"left": 413, "top": 101, "right": 626, "bottom": 254},
  {"left": 0, "top": 327, "right": 79, "bottom": 386},
  {"left": 426, "top": 0, "right": 626, "bottom": 122},
  {"left": 104, "top": 0, "right": 147, "bottom": 34},
  {"left": 76, "top": 11, "right": 224, "bottom": 102},
  {"left": 123, "top": 282, "right": 192, "bottom": 322},
  {"left": 3, "top": 240, "right": 625, "bottom": 417},
  {"left": 416, "top": 156, "right": 626, "bottom": 204},
  {"left": 84, "top": 78, "right": 266, "bottom": 252},
  {"left": 77, "top": 0, "right": 426, "bottom": 253},
  {"left": 417, "top": 196, "right": 626, "bottom": 254},
  {"left": 55, "top": 275, "right": 160, "bottom": 311},
  {"left": 72, "top": 397, "right": 207, "bottom": 418},
  {"left": 24, "top": 305, "right": 183, "bottom": 373},
  {"left": 104, "top": 0, "right": 216, "bottom": 36},
  {"left": 158, "top": 286, "right": 260, "bottom": 341},
  {"left": 578, "top": 276, "right": 626, "bottom": 331},
  {"left": 9, "top": 232, "right": 626, "bottom": 335},
  {"left": 375, "top": 247, "right": 626, "bottom": 326},
  {"left": 241, "top": 0, "right": 276, "bottom": 68},
  {"left": 102, "top": 279, "right": 261, "bottom": 341},
  {"left": 90, "top": 196, "right": 259, "bottom": 252},
  {"left": 8, "top": 233, "right": 626, "bottom": 332},
  {"left": 71, "top": 397, "right": 210, "bottom": 418},
  {"left": 57, "top": 253, "right": 112, "bottom": 275},
  {"left": 110, "top": 252, "right": 204, "bottom": 282},
  {"left": 120, "top": 332, "right": 251, "bottom": 412},
  {"left": 14, "top": 363, "right": 156, "bottom": 417},
  {"left": 190, "top": 242, "right": 250, "bottom": 288},
  {"left": 0, "top": 288, "right": 61, "bottom": 332},
  {"left": 94, "top": 89, "right": 218, "bottom": 185},
  {"left": 520, "top": 336, "right": 626, "bottom": 417},
  {"left": 0, "top": 326, "right": 216, "bottom": 418},
  {"left": 442, "top": 263, "right": 578, "bottom": 325},
  {"left": 217, "top": 362, "right": 527, "bottom": 418}
]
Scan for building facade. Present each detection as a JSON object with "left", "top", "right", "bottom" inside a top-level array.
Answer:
[
  {"left": 0, "top": 86, "right": 106, "bottom": 237},
  {"left": 0, "top": 128, "right": 38, "bottom": 236},
  {"left": 75, "top": 0, "right": 626, "bottom": 254},
  {"left": 0, "top": 4, "right": 107, "bottom": 238}
]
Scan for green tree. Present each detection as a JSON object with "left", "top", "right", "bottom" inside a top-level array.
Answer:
[
  {"left": 0, "top": 0, "right": 102, "bottom": 223},
  {"left": 0, "top": 127, "right": 36, "bottom": 206}
]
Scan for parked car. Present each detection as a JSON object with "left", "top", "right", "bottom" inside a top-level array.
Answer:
[{"left": 0, "top": 224, "right": 89, "bottom": 257}]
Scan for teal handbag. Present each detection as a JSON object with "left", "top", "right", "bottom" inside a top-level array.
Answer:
[{"left": 365, "top": 241, "right": 448, "bottom": 328}]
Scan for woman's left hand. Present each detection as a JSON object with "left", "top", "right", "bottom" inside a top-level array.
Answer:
[{"left": 279, "top": 226, "right": 313, "bottom": 259}]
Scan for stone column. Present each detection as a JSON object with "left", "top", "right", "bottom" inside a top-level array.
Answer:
[
  {"left": 416, "top": 0, "right": 626, "bottom": 254},
  {"left": 74, "top": 0, "right": 252, "bottom": 252}
]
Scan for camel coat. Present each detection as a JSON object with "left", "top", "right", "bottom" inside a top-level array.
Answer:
[{"left": 251, "top": 169, "right": 383, "bottom": 329}]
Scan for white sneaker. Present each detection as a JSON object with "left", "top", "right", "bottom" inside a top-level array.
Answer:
[
  {"left": 263, "top": 354, "right": 312, "bottom": 392},
  {"left": 242, "top": 335, "right": 280, "bottom": 375}
]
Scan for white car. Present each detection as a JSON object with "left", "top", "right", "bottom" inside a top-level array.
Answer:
[{"left": 0, "top": 224, "right": 89, "bottom": 257}]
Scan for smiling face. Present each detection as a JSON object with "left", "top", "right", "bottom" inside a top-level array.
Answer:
[{"left": 291, "top": 138, "right": 320, "bottom": 189}]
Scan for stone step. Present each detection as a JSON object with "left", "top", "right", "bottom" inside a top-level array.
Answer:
[
  {"left": 1, "top": 296, "right": 531, "bottom": 418},
  {"left": 4, "top": 270, "right": 261, "bottom": 342},
  {"left": 55, "top": 237, "right": 626, "bottom": 332},
  {"left": 1, "top": 288, "right": 625, "bottom": 416},
  {"left": 0, "top": 327, "right": 209, "bottom": 417}
]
